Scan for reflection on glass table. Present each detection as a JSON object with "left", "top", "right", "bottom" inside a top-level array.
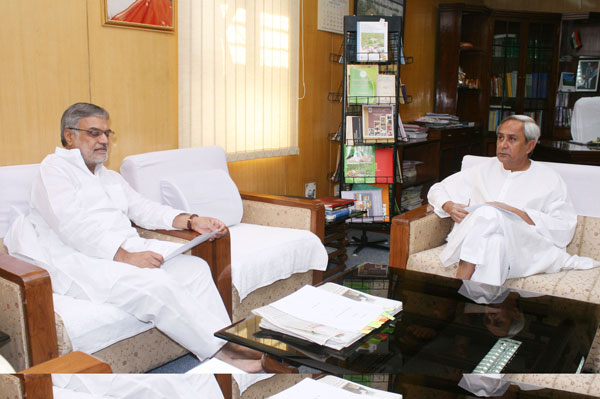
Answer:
[{"left": 216, "top": 265, "right": 600, "bottom": 374}]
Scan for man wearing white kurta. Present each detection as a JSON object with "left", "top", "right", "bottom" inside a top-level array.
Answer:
[
  {"left": 428, "top": 115, "right": 598, "bottom": 286},
  {"left": 4, "top": 102, "right": 261, "bottom": 372}
]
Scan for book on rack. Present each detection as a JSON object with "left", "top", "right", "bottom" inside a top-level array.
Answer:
[
  {"left": 347, "top": 65, "right": 378, "bottom": 104},
  {"left": 268, "top": 376, "right": 403, "bottom": 399},
  {"left": 374, "top": 148, "right": 393, "bottom": 183},
  {"left": 346, "top": 115, "right": 363, "bottom": 145},
  {"left": 376, "top": 74, "right": 395, "bottom": 104},
  {"left": 320, "top": 196, "right": 355, "bottom": 211},
  {"left": 362, "top": 105, "right": 394, "bottom": 143},
  {"left": 357, "top": 20, "right": 388, "bottom": 62},
  {"left": 399, "top": 83, "right": 408, "bottom": 104},
  {"left": 344, "top": 145, "right": 376, "bottom": 183},
  {"left": 325, "top": 207, "right": 351, "bottom": 221},
  {"left": 342, "top": 187, "right": 384, "bottom": 222},
  {"left": 253, "top": 283, "right": 402, "bottom": 350},
  {"left": 400, "top": 185, "right": 423, "bottom": 211}
]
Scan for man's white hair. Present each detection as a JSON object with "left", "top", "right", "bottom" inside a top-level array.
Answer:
[{"left": 499, "top": 115, "right": 540, "bottom": 143}]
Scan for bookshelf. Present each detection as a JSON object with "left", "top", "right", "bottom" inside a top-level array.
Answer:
[{"left": 435, "top": 4, "right": 561, "bottom": 155}]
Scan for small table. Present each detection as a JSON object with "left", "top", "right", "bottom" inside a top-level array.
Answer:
[
  {"left": 323, "top": 210, "right": 366, "bottom": 278},
  {"left": 216, "top": 265, "right": 600, "bottom": 374}
]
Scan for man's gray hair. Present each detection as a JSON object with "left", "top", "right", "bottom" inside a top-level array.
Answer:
[
  {"left": 60, "top": 103, "right": 109, "bottom": 146},
  {"left": 499, "top": 114, "right": 540, "bottom": 143}
]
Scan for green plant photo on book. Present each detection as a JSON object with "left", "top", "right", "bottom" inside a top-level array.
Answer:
[
  {"left": 344, "top": 145, "right": 376, "bottom": 183},
  {"left": 348, "top": 65, "right": 378, "bottom": 104}
]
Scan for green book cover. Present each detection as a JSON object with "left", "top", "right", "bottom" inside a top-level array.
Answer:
[
  {"left": 344, "top": 145, "right": 376, "bottom": 183},
  {"left": 347, "top": 65, "right": 378, "bottom": 104}
]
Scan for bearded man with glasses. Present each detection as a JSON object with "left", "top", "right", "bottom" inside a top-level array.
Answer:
[{"left": 4, "top": 102, "right": 263, "bottom": 372}]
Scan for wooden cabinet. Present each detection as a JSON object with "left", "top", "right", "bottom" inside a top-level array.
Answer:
[
  {"left": 435, "top": 126, "right": 482, "bottom": 179},
  {"left": 435, "top": 4, "right": 562, "bottom": 146}
]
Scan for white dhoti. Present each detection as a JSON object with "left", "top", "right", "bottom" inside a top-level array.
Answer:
[
  {"left": 53, "top": 252, "right": 229, "bottom": 360},
  {"left": 440, "top": 206, "right": 595, "bottom": 286}
]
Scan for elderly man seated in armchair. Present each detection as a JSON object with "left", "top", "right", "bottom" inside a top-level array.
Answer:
[
  {"left": 4, "top": 102, "right": 262, "bottom": 372},
  {"left": 427, "top": 115, "right": 598, "bottom": 286}
]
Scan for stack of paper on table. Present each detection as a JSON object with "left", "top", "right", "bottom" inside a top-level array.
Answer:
[
  {"left": 269, "top": 376, "right": 402, "bottom": 399},
  {"left": 252, "top": 283, "right": 402, "bottom": 350}
]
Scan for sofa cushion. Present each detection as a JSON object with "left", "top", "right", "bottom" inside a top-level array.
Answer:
[
  {"left": 160, "top": 169, "right": 243, "bottom": 227},
  {"left": 120, "top": 146, "right": 229, "bottom": 203},
  {"left": 53, "top": 294, "right": 153, "bottom": 354},
  {"left": 229, "top": 223, "right": 328, "bottom": 300}
]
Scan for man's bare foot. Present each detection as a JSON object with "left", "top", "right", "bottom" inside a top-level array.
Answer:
[
  {"left": 456, "top": 260, "right": 475, "bottom": 280},
  {"left": 221, "top": 342, "right": 263, "bottom": 360},
  {"left": 214, "top": 350, "right": 263, "bottom": 373}
]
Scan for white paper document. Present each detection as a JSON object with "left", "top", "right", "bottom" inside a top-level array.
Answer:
[
  {"left": 270, "top": 285, "right": 385, "bottom": 332},
  {"left": 164, "top": 231, "right": 217, "bottom": 262},
  {"left": 269, "top": 377, "right": 403, "bottom": 399},
  {"left": 253, "top": 283, "right": 402, "bottom": 350}
]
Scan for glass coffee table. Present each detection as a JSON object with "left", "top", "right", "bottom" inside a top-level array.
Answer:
[{"left": 215, "top": 264, "right": 600, "bottom": 374}]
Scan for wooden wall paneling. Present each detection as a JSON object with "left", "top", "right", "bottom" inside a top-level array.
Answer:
[
  {"left": 85, "top": 0, "right": 179, "bottom": 171},
  {"left": 0, "top": 1, "right": 90, "bottom": 166}
]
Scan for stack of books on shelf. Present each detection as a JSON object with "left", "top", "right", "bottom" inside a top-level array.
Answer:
[
  {"left": 269, "top": 376, "right": 402, "bottom": 399},
  {"left": 488, "top": 106, "right": 514, "bottom": 132},
  {"left": 400, "top": 185, "right": 423, "bottom": 211},
  {"left": 555, "top": 92, "right": 572, "bottom": 128},
  {"left": 414, "top": 113, "right": 460, "bottom": 128},
  {"left": 525, "top": 73, "right": 548, "bottom": 98},
  {"left": 490, "top": 71, "right": 517, "bottom": 97},
  {"left": 403, "top": 124, "right": 428, "bottom": 139},
  {"left": 252, "top": 283, "right": 402, "bottom": 350},
  {"left": 524, "top": 110, "right": 543, "bottom": 128},
  {"left": 320, "top": 197, "right": 356, "bottom": 222}
]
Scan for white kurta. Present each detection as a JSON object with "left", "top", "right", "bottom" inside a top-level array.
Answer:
[
  {"left": 428, "top": 157, "right": 597, "bottom": 285},
  {"left": 4, "top": 147, "right": 230, "bottom": 360},
  {"left": 52, "top": 374, "right": 224, "bottom": 399}
]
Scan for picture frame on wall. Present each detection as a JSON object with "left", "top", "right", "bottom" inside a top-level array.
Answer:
[
  {"left": 576, "top": 59, "right": 599, "bottom": 92},
  {"left": 103, "top": 0, "right": 174, "bottom": 32},
  {"left": 355, "top": 0, "right": 404, "bottom": 17}
]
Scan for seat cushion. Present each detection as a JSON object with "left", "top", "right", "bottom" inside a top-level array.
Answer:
[
  {"left": 229, "top": 223, "right": 328, "bottom": 300},
  {"left": 53, "top": 294, "right": 153, "bottom": 354}
]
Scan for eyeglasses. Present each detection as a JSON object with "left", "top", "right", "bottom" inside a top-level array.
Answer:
[{"left": 67, "top": 127, "right": 115, "bottom": 139}]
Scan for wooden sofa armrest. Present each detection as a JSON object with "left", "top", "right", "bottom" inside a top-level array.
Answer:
[
  {"left": 389, "top": 204, "right": 453, "bottom": 269},
  {"left": 20, "top": 351, "right": 111, "bottom": 374},
  {"left": 0, "top": 254, "right": 58, "bottom": 368},
  {"left": 240, "top": 192, "right": 325, "bottom": 241},
  {"left": 138, "top": 228, "right": 233, "bottom": 319}
]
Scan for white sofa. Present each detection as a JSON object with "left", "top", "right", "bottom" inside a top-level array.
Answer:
[{"left": 120, "top": 146, "right": 329, "bottom": 320}]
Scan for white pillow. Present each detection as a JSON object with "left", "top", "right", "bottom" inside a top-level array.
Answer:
[{"left": 160, "top": 169, "right": 243, "bottom": 227}]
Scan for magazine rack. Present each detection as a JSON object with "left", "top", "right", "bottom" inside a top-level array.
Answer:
[{"left": 338, "top": 15, "right": 406, "bottom": 254}]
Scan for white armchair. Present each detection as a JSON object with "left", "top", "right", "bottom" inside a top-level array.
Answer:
[{"left": 120, "top": 146, "right": 329, "bottom": 320}]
